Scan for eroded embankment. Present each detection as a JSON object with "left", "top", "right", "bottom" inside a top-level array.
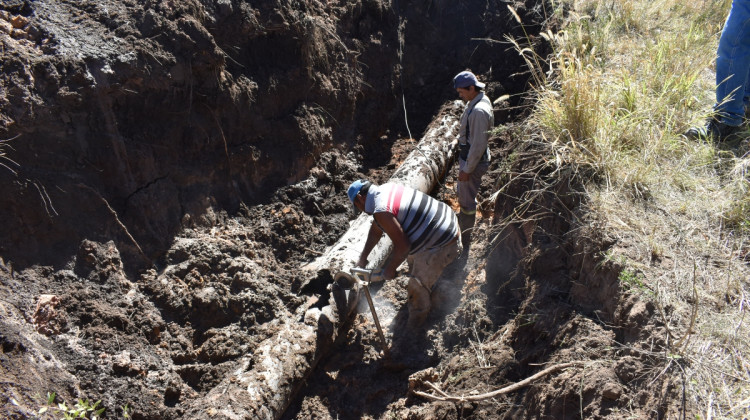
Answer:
[{"left": 421, "top": 135, "right": 684, "bottom": 419}]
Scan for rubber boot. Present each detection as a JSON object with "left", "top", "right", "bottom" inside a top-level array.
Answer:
[{"left": 457, "top": 211, "right": 476, "bottom": 250}]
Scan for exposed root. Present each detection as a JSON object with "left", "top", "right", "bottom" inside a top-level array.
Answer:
[
  {"left": 412, "top": 361, "right": 583, "bottom": 402},
  {"left": 31, "top": 180, "right": 58, "bottom": 217},
  {"left": 0, "top": 134, "right": 20, "bottom": 176},
  {"left": 77, "top": 183, "right": 152, "bottom": 267}
]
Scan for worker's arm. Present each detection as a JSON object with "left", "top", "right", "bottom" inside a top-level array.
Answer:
[
  {"left": 357, "top": 221, "right": 384, "bottom": 268},
  {"left": 373, "top": 212, "right": 410, "bottom": 280}
]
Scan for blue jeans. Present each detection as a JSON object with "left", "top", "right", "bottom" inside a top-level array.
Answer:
[{"left": 716, "top": 0, "right": 750, "bottom": 126}]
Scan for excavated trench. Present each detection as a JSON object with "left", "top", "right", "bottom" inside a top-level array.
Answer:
[{"left": 0, "top": 1, "right": 688, "bottom": 419}]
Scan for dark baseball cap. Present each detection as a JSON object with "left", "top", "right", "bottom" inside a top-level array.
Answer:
[{"left": 453, "top": 71, "right": 485, "bottom": 89}]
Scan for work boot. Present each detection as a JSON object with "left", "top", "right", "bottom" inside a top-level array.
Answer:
[
  {"left": 683, "top": 118, "right": 744, "bottom": 145},
  {"left": 457, "top": 211, "right": 476, "bottom": 250}
]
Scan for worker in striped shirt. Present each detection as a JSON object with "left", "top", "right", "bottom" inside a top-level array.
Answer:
[{"left": 347, "top": 179, "right": 462, "bottom": 328}]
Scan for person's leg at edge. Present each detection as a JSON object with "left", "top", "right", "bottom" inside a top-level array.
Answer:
[
  {"left": 743, "top": 60, "right": 750, "bottom": 119},
  {"left": 685, "top": 0, "right": 750, "bottom": 141},
  {"left": 716, "top": 0, "right": 750, "bottom": 127}
]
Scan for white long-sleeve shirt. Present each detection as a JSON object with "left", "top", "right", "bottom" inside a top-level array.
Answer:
[{"left": 458, "top": 92, "right": 493, "bottom": 173}]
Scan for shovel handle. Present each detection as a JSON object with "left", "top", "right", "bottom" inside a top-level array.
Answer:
[{"left": 361, "top": 283, "right": 390, "bottom": 358}]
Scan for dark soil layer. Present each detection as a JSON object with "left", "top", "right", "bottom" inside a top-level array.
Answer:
[
  {"left": 0, "top": 0, "right": 538, "bottom": 272},
  {"left": 0, "top": 1, "right": 691, "bottom": 419}
]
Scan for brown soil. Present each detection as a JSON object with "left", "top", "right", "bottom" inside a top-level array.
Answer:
[{"left": 0, "top": 1, "right": 693, "bottom": 419}]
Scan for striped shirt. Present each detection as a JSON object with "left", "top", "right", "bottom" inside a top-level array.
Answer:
[{"left": 365, "top": 183, "right": 458, "bottom": 253}]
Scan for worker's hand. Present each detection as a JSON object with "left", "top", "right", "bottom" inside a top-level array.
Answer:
[
  {"left": 458, "top": 170, "right": 470, "bottom": 182},
  {"left": 356, "top": 255, "right": 368, "bottom": 268},
  {"left": 450, "top": 139, "right": 458, "bottom": 151}
]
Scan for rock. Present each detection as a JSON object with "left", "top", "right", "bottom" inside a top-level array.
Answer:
[
  {"left": 32, "top": 294, "right": 66, "bottom": 335},
  {"left": 10, "top": 15, "right": 27, "bottom": 29},
  {"left": 0, "top": 19, "right": 12, "bottom": 34},
  {"left": 602, "top": 382, "right": 623, "bottom": 400}
]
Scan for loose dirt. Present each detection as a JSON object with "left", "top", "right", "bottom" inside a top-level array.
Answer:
[{"left": 0, "top": 1, "right": 694, "bottom": 419}]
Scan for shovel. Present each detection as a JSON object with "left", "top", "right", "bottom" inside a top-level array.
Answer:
[{"left": 333, "top": 267, "right": 390, "bottom": 358}]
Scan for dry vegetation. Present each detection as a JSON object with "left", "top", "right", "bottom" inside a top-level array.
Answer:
[{"left": 515, "top": 0, "right": 749, "bottom": 417}]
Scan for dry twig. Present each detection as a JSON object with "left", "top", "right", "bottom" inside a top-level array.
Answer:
[
  {"left": 304, "top": 247, "right": 323, "bottom": 256},
  {"left": 673, "top": 261, "right": 699, "bottom": 352}
]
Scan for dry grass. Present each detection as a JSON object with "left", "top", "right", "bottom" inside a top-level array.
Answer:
[{"left": 513, "top": 0, "right": 749, "bottom": 417}]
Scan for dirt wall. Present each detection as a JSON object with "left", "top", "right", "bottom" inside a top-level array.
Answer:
[{"left": 0, "top": 0, "right": 543, "bottom": 273}]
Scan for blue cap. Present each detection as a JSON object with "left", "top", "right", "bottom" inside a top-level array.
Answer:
[
  {"left": 347, "top": 179, "right": 367, "bottom": 208},
  {"left": 453, "top": 71, "right": 485, "bottom": 89}
]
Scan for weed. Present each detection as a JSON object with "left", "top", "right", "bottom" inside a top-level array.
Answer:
[
  {"left": 618, "top": 268, "right": 652, "bottom": 297},
  {"left": 36, "top": 392, "right": 131, "bottom": 420},
  {"left": 470, "top": 325, "right": 492, "bottom": 368},
  {"left": 514, "top": 310, "right": 539, "bottom": 328}
]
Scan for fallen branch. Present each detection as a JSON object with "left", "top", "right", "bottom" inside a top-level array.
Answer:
[{"left": 412, "top": 361, "right": 583, "bottom": 402}]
